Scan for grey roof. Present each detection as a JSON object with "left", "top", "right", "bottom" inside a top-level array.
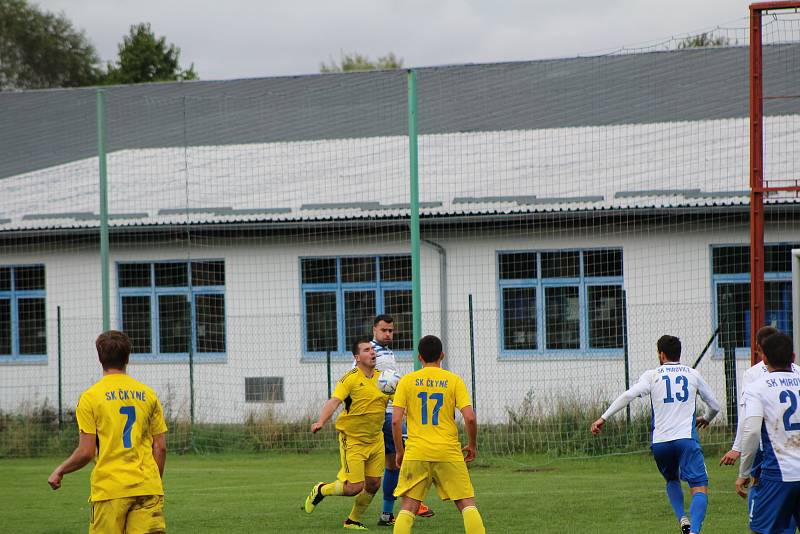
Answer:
[
  {"left": 1, "top": 45, "right": 799, "bottom": 181},
  {"left": 0, "top": 115, "right": 798, "bottom": 232}
]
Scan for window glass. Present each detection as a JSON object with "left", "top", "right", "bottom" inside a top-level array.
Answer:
[
  {"left": 0, "top": 268, "right": 10, "bottom": 291},
  {"left": 499, "top": 253, "right": 537, "bottom": 280},
  {"left": 122, "top": 295, "right": 151, "bottom": 353},
  {"left": 588, "top": 285, "right": 624, "bottom": 349},
  {"left": 18, "top": 297, "right": 46, "bottom": 354},
  {"left": 0, "top": 299, "right": 10, "bottom": 354},
  {"left": 344, "top": 291, "right": 376, "bottom": 351},
  {"left": 765, "top": 244, "right": 800, "bottom": 273},
  {"left": 716, "top": 283, "right": 750, "bottom": 349},
  {"left": 541, "top": 251, "right": 579, "bottom": 279},
  {"left": 341, "top": 257, "right": 376, "bottom": 283},
  {"left": 119, "top": 264, "right": 151, "bottom": 288},
  {"left": 305, "top": 292, "right": 337, "bottom": 352},
  {"left": 545, "top": 286, "right": 580, "bottom": 349},
  {"left": 384, "top": 289, "right": 412, "bottom": 351},
  {"left": 15, "top": 266, "right": 45, "bottom": 291},
  {"left": 380, "top": 256, "right": 412, "bottom": 282},
  {"left": 502, "top": 287, "right": 537, "bottom": 350},
  {"left": 192, "top": 261, "right": 225, "bottom": 287},
  {"left": 195, "top": 294, "right": 226, "bottom": 353},
  {"left": 301, "top": 258, "right": 337, "bottom": 284},
  {"left": 584, "top": 250, "right": 623, "bottom": 278},
  {"left": 765, "top": 281, "right": 793, "bottom": 342},
  {"left": 712, "top": 246, "right": 749, "bottom": 275},
  {"left": 158, "top": 294, "right": 190, "bottom": 353},
  {"left": 155, "top": 263, "right": 188, "bottom": 287}
]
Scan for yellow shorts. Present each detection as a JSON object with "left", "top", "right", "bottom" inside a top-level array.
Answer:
[
  {"left": 337, "top": 433, "right": 384, "bottom": 484},
  {"left": 395, "top": 460, "right": 475, "bottom": 502},
  {"left": 90, "top": 494, "right": 166, "bottom": 534}
]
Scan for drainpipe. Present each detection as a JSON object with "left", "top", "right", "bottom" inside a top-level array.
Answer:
[{"left": 421, "top": 238, "right": 447, "bottom": 368}]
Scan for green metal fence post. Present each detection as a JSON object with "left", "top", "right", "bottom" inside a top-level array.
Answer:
[
  {"left": 97, "top": 89, "right": 110, "bottom": 332},
  {"left": 57, "top": 305, "right": 63, "bottom": 429},
  {"left": 468, "top": 295, "right": 477, "bottom": 412},
  {"left": 408, "top": 69, "right": 422, "bottom": 370},
  {"left": 327, "top": 351, "right": 332, "bottom": 398}
]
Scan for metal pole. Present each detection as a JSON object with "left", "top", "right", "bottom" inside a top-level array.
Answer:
[
  {"left": 326, "top": 350, "right": 332, "bottom": 398},
  {"left": 749, "top": 6, "right": 765, "bottom": 366},
  {"left": 468, "top": 294, "right": 476, "bottom": 412},
  {"left": 97, "top": 90, "right": 110, "bottom": 332},
  {"left": 723, "top": 345, "right": 739, "bottom": 431},
  {"left": 408, "top": 69, "right": 422, "bottom": 370},
  {"left": 57, "top": 305, "right": 63, "bottom": 429},
  {"left": 622, "top": 291, "right": 630, "bottom": 425}
]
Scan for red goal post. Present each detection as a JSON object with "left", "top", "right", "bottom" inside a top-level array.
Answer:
[{"left": 749, "top": 1, "right": 800, "bottom": 365}]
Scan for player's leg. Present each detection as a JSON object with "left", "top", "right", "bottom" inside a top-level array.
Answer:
[
  {"left": 304, "top": 433, "right": 365, "bottom": 513},
  {"left": 393, "top": 460, "right": 434, "bottom": 534},
  {"left": 380, "top": 413, "right": 400, "bottom": 525},
  {"left": 679, "top": 438, "right": 710, "bottom": 534},
  {"left": 433, "top": 462, "right": 485, "bottom": 534},
  {"left": 393, "top": 497, "right": 421, "bottom": 534},
  {"left": 651, "top": 442, "right": 687, "bottom": 524},
  {"left": 124, "top": 495, "right": 166, "bottom": 534},
  {"left": 346, "top": 441, "right": 385, "bottom": 529},
  {"left": 89, "top": 497, "right": 132, "bottom": 534},
  {"left": 749, "top": 478, "right": 796, "bottom": 534}
]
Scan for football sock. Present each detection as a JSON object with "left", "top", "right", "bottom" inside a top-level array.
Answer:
[
  {"left": 383, "top": 468, "right": 400, "bottom": 513},
  {"left": 348, "top": 490, "right": 375, "bottom": 523},
  {"left": 321, "top": 480, "right": 345, "bottom": 496},
  {"left": 689, "top": 491, "right": 708, "bottom": 534},
  {"left": 665, "top": 480, "right": 685, "bottom": 519},
  {"left": 462, "top": 506, "right": 485, "bottom": 534},
  {"left": 393, "top": 510, "right": 414, "bottom": 534}
]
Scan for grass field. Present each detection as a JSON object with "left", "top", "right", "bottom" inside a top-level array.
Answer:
[{"left": 3, "top": 450, "right": 750, "bottom": 533}]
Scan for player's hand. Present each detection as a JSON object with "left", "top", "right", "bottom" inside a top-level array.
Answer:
[
  {"left": 395, "top": 451, "right": 403, "bottom": 468},
  {"left": 310, "top": 422, "right": 324, "bottom": 433},
  {"left": 590, "top": 418, "right": 605, "bottom": 435},
  {"left": 695, "top": 416, "right": 709, "bottom": 429},
  {"left": 719, "top": 449, "right": 740, "bottom": 466},
  {"left": 735, "top": 476, "right": 751, "bottom": 498},
  {"left": 462, "top": 443, "right": 477, "bottom": 463},
  {"left": 48, "top": 470, "right": 63, "bottom": 490}
]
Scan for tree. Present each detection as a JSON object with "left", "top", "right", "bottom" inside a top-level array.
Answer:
[
  {"left": 104, "top": 23, "right": 197, "bottom": 84},
  {"left": 677, "top": 33, "right": 731, "bottom": 49},
  {"left": 320, "top": 52, "right": 403, "bottom": 73},
  {"left": 0, "top": 0, "right": 101, "bottom": 90}
]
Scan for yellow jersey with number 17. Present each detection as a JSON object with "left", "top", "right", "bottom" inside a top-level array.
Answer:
[
  {"left": 75, "top": 373, "right": 168, "bottom": 502},
  {"left": 393, "top": 366, "right": 472, "bottom": 462}
]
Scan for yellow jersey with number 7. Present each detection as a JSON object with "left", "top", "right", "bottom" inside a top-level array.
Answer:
[
  {"left": 393, "top": 367, "right": 472, "bottom": 462},
  {"left": 75, "top": 373, "right": 168, "bottom": 501}
]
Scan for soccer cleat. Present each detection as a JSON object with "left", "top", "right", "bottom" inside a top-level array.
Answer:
[
  {"left": 416, "top": 503, "right": 434, "bottom": 517},
  {"left": 679, "top": 516, "right": 691, "bottom": 534},
  {"left": 303, "top": 482, "right": 325, "bottom": 513},
  {"left": 344, "top": 518, "right": 369, "bottom": 530},
  {"left": 377, "top": 512, "right": 395, "bottom": 526}
]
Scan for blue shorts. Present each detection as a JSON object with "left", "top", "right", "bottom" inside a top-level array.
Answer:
[
  {"left": 750, "top": 479, "right": 800, "bottom": 534},
  {"left": 383, "top": 412, "right": 407, "bottom": 454},
  {"left": 651, "top": 438, "right": 708, "bottom": 488}
]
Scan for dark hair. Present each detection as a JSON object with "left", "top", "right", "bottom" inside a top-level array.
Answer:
[
  {"left": 351, "top": 336, "right": 372, "bottom": 356},
  {"left": 761, "top": 332, "right": 793, "bottom": 368},
  {"left": 756, "top": 326, "right": 779, "bottom": 349},
  {"left": 657, "top": 335, "right": 681, "bottom": 362},
  {"left": 373, "top": 314, "right": 394, "bottom": 327},
  {"left": 418, "top": 335, "right": 443, "bottom": 363},
  {"left": 96, "top": 330, "right": 131, "bottom": 370}
]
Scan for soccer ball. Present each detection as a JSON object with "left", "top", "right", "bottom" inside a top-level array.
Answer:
[{"left": 378, "top": 369, "right": 400, "bottom": 395}]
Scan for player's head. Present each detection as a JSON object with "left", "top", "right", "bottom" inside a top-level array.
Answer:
[
  {"left": 656, "top": 335, "right": 681, "bottom": 363},
  {"left": 418, "top": 335, "right": 444, "bottom": 364},
  {"left": 760, "top": 331, "right": 793, "bottom": 370},
  {"left": 756, "top": 325, "right": 779, "bottom": 350},
  {"left": 96, "top": 330, "right": 131, "bottom": 371},
  {"left": 351, "top": 335, "right": 376, "bottom": 368},
  {"left": 373, "top": 314, "right": 394, "bottom": 346}
]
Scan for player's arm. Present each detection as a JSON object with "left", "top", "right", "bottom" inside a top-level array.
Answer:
[
  {"left": 391, "top": 405, "right": 406, "bottom": 466},
  {"left": 48, "top": 432, "right": 96, "bottom": 490},
  {"left": 311, "top": 397, "right": 342, "bottom": 433},
  {"left": 460, "top": 405, "right": 478, "bottom": 462},
  {"left": 591, "top": 375, "right": 651, "bottom": 434},
  {"left": 694, "top": 374, "right": 721, "bottom": 428},
  {"left": 152, "top": 432, "right": 167, "bottom": 477},
  {"left": 735, "top": 415, "right": 763, "bottom": 498},
  {"left": 720, "top": 388, "right": 748, "bottom": 465}
]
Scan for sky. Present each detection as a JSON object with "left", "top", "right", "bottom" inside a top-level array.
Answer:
[{"left": 34, "top": 0, "right": 757, "bottom": 81}]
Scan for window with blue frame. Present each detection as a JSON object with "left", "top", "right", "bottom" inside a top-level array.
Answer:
[
  {"left": 498, "top": 249, "right": 624, "bottom": 354},
  {"left": 712, "top": 243, "right": 797, "bottom": 350},
  {"left": 118, "top": 261, "right": 226, "bottom": 357},
  {"left": 301, "top": 255, "right": 412, "bottom": 355},
  {"left": 0, "top": 265, "right": 47, "bottom": 359}
]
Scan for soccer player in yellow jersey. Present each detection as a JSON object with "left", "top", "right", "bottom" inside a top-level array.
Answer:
[
  {"left": 48, "top": 331, "right": 168, "bottom": 533},
  {"left": 391, "top": 335, "right": 486, "bottom": 534},
  {"left": 304, "top": 336, "right": 390, "bottom": 530}
]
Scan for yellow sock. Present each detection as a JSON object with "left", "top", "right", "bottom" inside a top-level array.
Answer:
[
  {"left": 348, "top": 490, "right": 375, "bottom": 523},
  {"left": 462, "top": 506, "right": 485, "bottom": 534},
  {"left": 321, "top": 480, "right": 344, "bottom": 496},
  {"left": 393, "top": 510, "right": 414, "bottom": 534}
]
